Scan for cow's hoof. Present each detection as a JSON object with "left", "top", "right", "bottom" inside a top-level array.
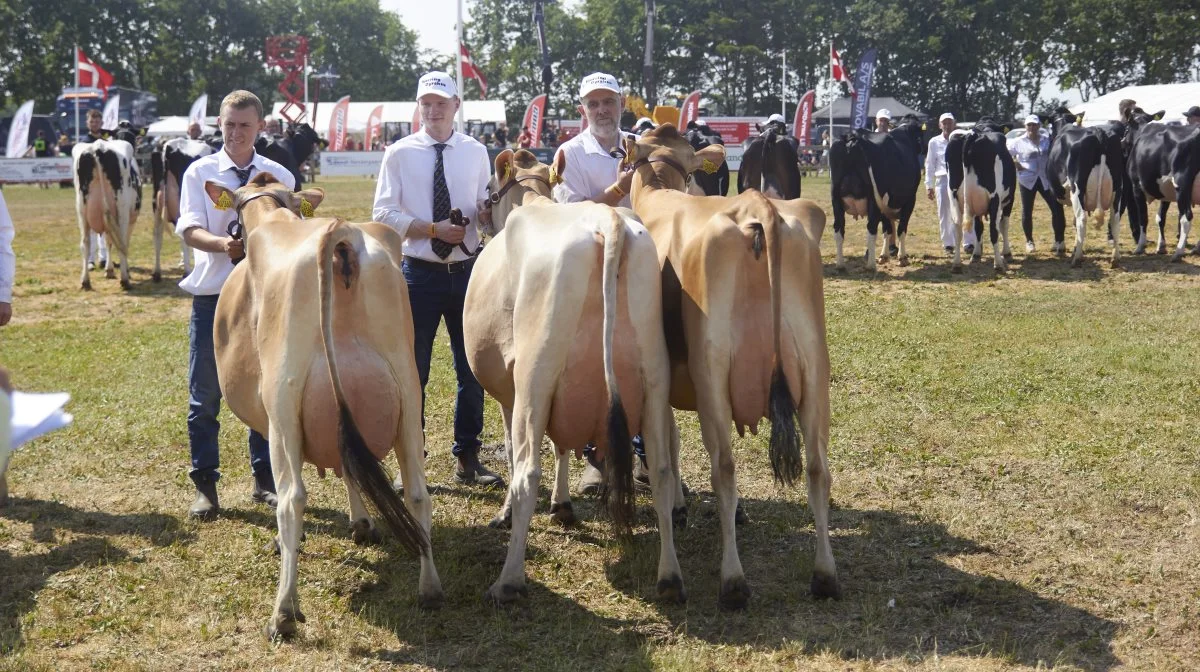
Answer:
[
  {"left": 1070, "top": 256, "right": 1082, "bottom": 268},
  {"left": 265, "top": 608, "right": 306, "bottom": 641},
  {"left": 994, "top": 264, "right": 1006, "bottom": 274},
  {"left": 811, "top": 571, "right": 842, "bottom": 600},
  {"left": 152, "top": 271, "right": 162, "bottom": 283},
  {"left": 898, "top": 256, "right": 909, "bottom": 267},
  {"left": 877, "top": 255, "right": 889, "bottom": 265},
  {"left": 119, "top": 279, "right": 131, "bottom": 290},
  {"left": 950, "top": 264, "right": 963, "bottom": 274},
  {"left": 81, "top": 280, "right": 92, "bottom": 291},
  {"left": 105, "top": 270, "right": 116, "bottom": 279},
  {"left": 488, "top": 507, "right": 513, "bottom": 530},
  {"left": 718, "top": 576, "right": 751, "bottom": 610},
  {"left": 549, "top": 501, "right": 576, "bottom": 526},
  {"left": 1110, "top": 258, "right": 1120, "bottom": 269},
  {"left": 656, "top": 574, "right": 687, "bottom": 604},
  {"left": 734, "top": 501, "right": 748, "bottom": 526},
  {"left": 1170, "top": 252, "right": 1185, "bottom": 263},
  {"left": 350, "top": 519, "right": 382, "bottom": 546},
  {"left": 1003, "top": 252, "right": 1014, "bottom": 261},
  {"left": 418, "top": 589, "right": 445, "bottom": 610},
  {"left": 1156, "top": 246, "right": 1168, "bottom": 255},
  {"left": 484, "top": 582, "right": 528, "bottom": 606},
  {"left": 672, "top": 505, "right": 688, "bottom": 530}
]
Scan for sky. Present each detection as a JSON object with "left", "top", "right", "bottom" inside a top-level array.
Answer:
[{"left": 383, "top": 2, "right": 1081, "bottom": 112}]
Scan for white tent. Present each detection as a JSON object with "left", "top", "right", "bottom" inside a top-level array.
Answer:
[
  {"left": 1070, "top": 83, "right": 1200, "bottom": 126},
  {"left": 146, "top": 115, "right": 217, "bottom": 137},
  {"left": 269, "top": 101, "right": 508, "bottom": 133}
]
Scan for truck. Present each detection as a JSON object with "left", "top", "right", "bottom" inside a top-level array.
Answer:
[{"left": 55, "top": 86, "right": 158, "bottom": 140}]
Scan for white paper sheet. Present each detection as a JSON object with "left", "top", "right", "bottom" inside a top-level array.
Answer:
[{"left": 9, "top": 391, "right": 73, "bottom": 449}]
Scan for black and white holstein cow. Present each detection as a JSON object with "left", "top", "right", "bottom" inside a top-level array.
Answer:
[
  {"left": 255, "top": 123, "right": 321, "bottom": 188},
  {"left": 150, "top": 138, "right": 214, "bottom": 281},
  {"left": 829, "top": 114, "right": 925, "bottom": 270},
  {"left": 946, "top": 121, "right": 1016, "bottom": 272},
  {"left": 737, "top": 126, "right": 802, "bottom": 199},
  {"left": 73, "top": 139, "right": 141, "bottom": 290},
  {"left": 1123, "top": 110, "right": 1200, "bottom": 261},
  {"left": 685, "top": 125, "right": 731, "bottom": 196},
  {"left": 1043, "top": 109, "right": 1127, "bottom": 266}
]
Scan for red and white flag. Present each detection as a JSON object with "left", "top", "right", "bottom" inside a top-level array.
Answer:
[
  {"left": 365, "top": 104, "right": 383, "bottom": 149},
  {"left": 327, "top": 95, "right": 351, "bottom": 151},
  {"left": 830, "top": 44, "right": 850, "bottom": 84},
  {"left": 794, "top": 90, "right": 815, "bottom": 145},
  {"left": 460, "top": 42, "right": 488, "bottom": 99},
  {"left": 77, "top": 48, "right": 114, "bottom": 91}
]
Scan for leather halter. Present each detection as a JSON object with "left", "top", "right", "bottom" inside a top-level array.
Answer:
[
  {"left": 489, "top": 173, "right": 553, "bottom": 205},
  {"left": 226, "top": 191, "right": 293, "bottom": 266},
  {"left": 627, "top": 155, "right": 692, "bottom": 182}
]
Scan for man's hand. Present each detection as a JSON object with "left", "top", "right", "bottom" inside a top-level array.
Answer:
[
  {"left": 0, "top": 302, "right": 11, "bottom": 327},
  {"left": 926, "top": 187, "right": 935, "bottom": 201},
  {"left": 433, "top": 219, "right": 466, "bottom": 245},
  {"left": 223, "top": 237, "right": 245, "bottom": 262}
]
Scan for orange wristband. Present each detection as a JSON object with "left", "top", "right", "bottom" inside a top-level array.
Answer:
[
  {"left": 429, "top": 222, "right": 436, "bottom": 238},
  {"left": 610, "top": 183, "right": 626, "bottom": 197}
]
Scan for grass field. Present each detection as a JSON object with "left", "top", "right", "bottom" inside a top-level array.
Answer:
[{"left": 1, "top": 174, "right": 1199, "bottom": 671}]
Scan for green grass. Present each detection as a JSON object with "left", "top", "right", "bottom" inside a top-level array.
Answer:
[{"left": 1, "top": 176, "right": 1198, "bottom": 671}]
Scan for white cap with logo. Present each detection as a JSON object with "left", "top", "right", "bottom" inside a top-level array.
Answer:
[
  {"left": 766, "top": 113, "right": 785, "bottom": 125},
  {"left": 579, "top": 72, "right": 621, "bottom": 98},
  {"left": 1025, "top": 115, "right": 1041, "bottom": 125},
  {"left": 416, "top": 71, "right": 458, "bottom": 99},
  {"left": 635, "top": 117, "right": 654, "bottom": 128},
  {"left": 696, "top": 118, "right": 708, "bottom": 127},
  {"left": 939, "top": 112, "right": 955, "bottom": 123},
  {"left": 876, "top": 108, "right": 892, "bottom": 120}
]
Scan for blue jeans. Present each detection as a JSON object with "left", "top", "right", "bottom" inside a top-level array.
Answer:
[
  {"left": 402, "top": 258, "right": 485, "bottom": 458},
  {"left": 188, "top": 294, "right": 274, "bottom": 491}
]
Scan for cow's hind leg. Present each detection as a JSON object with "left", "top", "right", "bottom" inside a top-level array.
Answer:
[
  {"left": 1070, "top": 188, "right": 1088, "bottom": 267},
  {"left": 152, "top": 194, "right": 165, "bottom": 282},
  {"left": 1107, "top": 205, "right": 1121, "bottom": 267},
  {"left": 486, "top": 395, "right": 547, "bottom": 605},
  {"left": 344, "top": 475, "right": 381, "bottom": 545},
  {"left": 798, "top": 359, "right": 840, "bottom": 599},
  {"left": 266, "top": 422, "right": 307, "bottom": 640},
  {"left": 643, "top": 375, "right": 684, "bottom": 602},
  {"left": 1172, "top": 206, "right": 1193, "bottom": 263},
  {"left": 79, "top": 225, "right": 93, "bottom": 290},
  {"left": 1155, "top": 201, "right": 1169, "bottom": 254},
  {"left": 394, "top": 381, "right": 444, "bottom": 608},
  {"left": 549, "top": 447, "right": 575, "bottom": 526},
  {"left": 989, "top": 201, "right": 1006, "bottom": 272},
  {"left": 489, "top": 404, "right": 515, "bottom": 529}
]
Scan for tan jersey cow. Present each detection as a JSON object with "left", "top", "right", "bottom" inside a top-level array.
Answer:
[
  {"left": 205, "top": 174, "right": 441, "bottom": 640},
  {"left": 624, "top": 124, "right": 839, "bottom": 608},
  {"left": 463, "top": 149, "right": 685, "bottom": 605}
]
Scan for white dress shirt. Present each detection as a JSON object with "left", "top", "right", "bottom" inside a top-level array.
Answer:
[
  {"left": 1007, "top": 133, "right": 1051, "bottom": 191},
  {"left": 175, "top": 148, "right": 295, "bottom": 296},
  {"left": 925, "top": 133, "right": 951, "bottom": 187},
  {"left": 552, "top": 127, "right": 633, "bottom": 207},
  {"left": 372, "top": 129, "right": 489, "bottom": 263},
  {"left": 0, "top": 189, "right": 13, "bottom": 303}
]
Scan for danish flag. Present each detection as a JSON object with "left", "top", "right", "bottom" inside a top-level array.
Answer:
[
  {"left": 830, "top": 44, "right": 850, "bottom": 84},
  {"left": 77, "top": 48, "right": 114, "bottom": 91},
  {"left": 460, "top": 42, "right": 488, "bottom": 99}
]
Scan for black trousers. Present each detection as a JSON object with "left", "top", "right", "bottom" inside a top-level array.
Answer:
[{"left": 1019, "top": 179, "right": 1066, "bottom": 244}]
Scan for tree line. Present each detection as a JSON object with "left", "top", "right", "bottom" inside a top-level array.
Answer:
[{"left": 2, "top": 0, "right": 1196, "bottom": 125}]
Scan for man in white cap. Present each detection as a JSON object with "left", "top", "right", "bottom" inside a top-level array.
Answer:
[
  {"left": 1007, "top": 115, "right": 1065, "bottom": 254},
  {"left": 634, "top": 117, "right": 655, "bottom": 135},
  {"left": 875, "top": 109, "right": 892, "bottom": 133},
  {"left": 372, "top": 71, "right": 503, "bottom": 489},
  {"left": 925, "top": 112, "right": 976, "bottom": 255},
  {"left": 554, "top": 72, "right": 635, "bottom": 209}
]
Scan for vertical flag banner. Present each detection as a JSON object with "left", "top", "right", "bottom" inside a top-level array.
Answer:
[
  {"left": 102, "top": 93, "right": 120, "bottom": 130},
  {"left": 460, "top": 42, "right": 488, "bottom": 98},
  {"left": 365, "top": 104, "right": 383, "bottom": 149},
  {"left": 411, "top": 104, "right": 422, "bottom": 135},
  {"left": 851, "top": 48, "right": 878, "bottom": 130},
  {"left": 794, "top": 90, "right": 815, "bottom": 145},
  {"left": 523, "top": 94, "right": 547, "bottom": 149},
  {"left": 830, "top": 45, "right": 850, "bottom": 84},
  {"left": 188, "top": 94, "right": 208, "bottom": 126},
  {"left": 6, "top": 101, "right": 34, "bottom": 158},
  {"left": 77, "top": 48, "right": 114, "bottom": 90},
  {"left": 328, "top": 95, "right": 350, "bottom": 151},
  {"left": 678, "top": 90, "right": 702, "bottom": 130}
]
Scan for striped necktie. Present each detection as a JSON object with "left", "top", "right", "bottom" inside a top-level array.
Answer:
[
  {"left": 231, "top": 165, "right": 253, "bottom": 187},
  {"left": 430, "top": 143, "right": 455, "bottom": 259}
]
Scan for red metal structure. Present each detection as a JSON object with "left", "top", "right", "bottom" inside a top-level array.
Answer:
[{"left": 265, "top": 35, "right": 309, "bottom": 123}]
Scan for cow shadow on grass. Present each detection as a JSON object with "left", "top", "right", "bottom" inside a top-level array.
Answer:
[
  {"left": 346, "top": 523, "right": 656, "bottom": 671},
  {"left": 823, "top": 249, "right": 1200, "bottom": 283},
  {"left": 0, "top": 497, "right": 193, "bottom": 653},
  {"left": 605, "top": 497, "right": 1119, "bottom": 670}
]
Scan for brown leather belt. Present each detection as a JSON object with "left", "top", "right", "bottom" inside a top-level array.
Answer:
[{"left": 403, "top": 255, "right": 476, "bottom": 274}]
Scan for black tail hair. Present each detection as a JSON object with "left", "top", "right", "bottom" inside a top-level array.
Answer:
[
  {"left": 603, "top": 395, "right": 635, "bottom": 536},
  {"left": 768, "top": 364, "right": 803, "bottom": 487}
]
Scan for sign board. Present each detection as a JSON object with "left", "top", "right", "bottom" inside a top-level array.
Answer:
[
  {"left": 319, "top": 151, "right": 384, "bottom": 177},
  {"left": 0, "top": 158, "right": 74, "bottom": 183}
]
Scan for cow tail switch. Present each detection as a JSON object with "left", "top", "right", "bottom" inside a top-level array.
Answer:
[
  {"left": 317, "top": 221, "right": 428, "bottom": 556},
  {"left": 600, "top": 212, "right": 635, "bottom": 536},
  {"left": 761, "top": 202, "right": 803, "bottom": 487}
]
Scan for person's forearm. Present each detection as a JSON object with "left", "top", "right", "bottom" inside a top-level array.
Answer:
[{"left": 181, "top": 227, "right": 231, "bottom": 253}]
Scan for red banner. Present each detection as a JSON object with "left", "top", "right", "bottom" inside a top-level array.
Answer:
[
  {"left": 411, "top": 104, "right": 422, "bottom": 135},
  {"left": 460, "top": 42, "right": 488, "bottom": 99},
  {"left": 794, "top": 90, "right": 815, "bottom": 145},
  {"left": 328, "top": 95, "right": 350, "bottom": 151},
  {"left": 678, "top": 90, "right": 702, "bottom": 130},
  {"left": 522, "top": 94, "right": 547, "bottom": 149},
  {"left": 77, "top": 48, "right": 114, "bottom": 91},
  {"left": 365, "top": 104, "right": 383, "bottom": 149}
]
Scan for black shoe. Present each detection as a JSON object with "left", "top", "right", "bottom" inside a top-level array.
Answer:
[
  {"left": 189, "top": 477, "right": 220, "bottom": 521},
  {"left": 251, "top": 484, "right": 278, "bottom": 509},
  {"left": 944, "top": 245, "right": 954, "bottom": 254},
  {"left": 455, "top": 456, "right": 505, "bottom": 488},
  {"left": 964, "top": 244, "right": 975, "bottom": 255}
]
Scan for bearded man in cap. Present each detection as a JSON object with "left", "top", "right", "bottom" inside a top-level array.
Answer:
[{"left": 372, "top": 71, "right": 504, "bottom": 489}]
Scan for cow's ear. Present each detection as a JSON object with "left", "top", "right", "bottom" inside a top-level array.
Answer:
[
  {"left": 204, "top": 180, "right": 236, "bottom": 210},
  {"left": 620, "top": 134, "right": 640, "bottom": 168},
  {"left": 550, "top": 148, "right": 567, "bottom": 184},
  {"left": 1003, "top": 125, "right": 1011, "bottom": 134},
  {"left": 693, "top": 144, "right": 726, "bottom": 175},
  {"left": 1077, "top": 111, "right": 1085, "bottom": 123},
  {"left": 1153, "top": 110, "right": 1165, "bottom": 121},
  {"left": 296, "top": 188, "right": 324, "bottom": 216},
  {"left": 493, "top": 149, "right": 515, "bottom": 185}
]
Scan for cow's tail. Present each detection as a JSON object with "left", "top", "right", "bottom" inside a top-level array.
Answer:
[
  {"left": 756, "top": 194, "right": 803, "bottom": 487},
  {"left": 317, "top": 221, "right": 429, "bottom": 556},
  {"left": 599, "top": 211, "right": 635, "bottom": 536}
]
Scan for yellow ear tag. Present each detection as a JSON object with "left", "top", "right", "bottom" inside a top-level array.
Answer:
[
  {"left": 549, "top": 165, "right": 561, "bottom": 185},
  {"left": 299, "top": 198, "right": 315, "bottom": 218},
  {"left": 215, "top": 191, "right": 233, "bottom": 211},
  {"left": 700, "top": 159, "right": 718, "bottom": 174},
  {"left": 501, "top": 163, "right": 511, "bottom": 183}
]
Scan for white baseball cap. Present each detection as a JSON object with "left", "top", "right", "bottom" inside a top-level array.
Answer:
[
  {"left": 939, "top": 112, "right": 955, "bottom": 123},
  {"left": 635, "top": 117, "right": 654, "bottom": 128},
  {"left": 1025, "top": 115, "right": 1040, "bottom": 125},
  {"left": 579, "top": 72, "right": 621, "bottom": 98},
  {"left": 766, "top": 113, "right": 785, "bottom": 124},
  {"left": 696, "top": 118, "right": 708, "bottom": 126},
  {"left": 876, "top": 108, "right": 892, "bottom": 120},
  {"left": 416, "top": 71, "right": 458, "bottom": 99}
]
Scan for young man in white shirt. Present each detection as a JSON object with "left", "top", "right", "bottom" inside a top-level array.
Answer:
[
  {"left": 1006, "top": 115, "right": 1066, "bottom": 254},
  {"left": 925, "top": 112, "right": 977, "bottom": 255},
  {"left": 372, "top": 71, "right": 502, "bottom": 489},
  {"left": 176, "top": 90, "right": 295, "bottom": 519}
]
